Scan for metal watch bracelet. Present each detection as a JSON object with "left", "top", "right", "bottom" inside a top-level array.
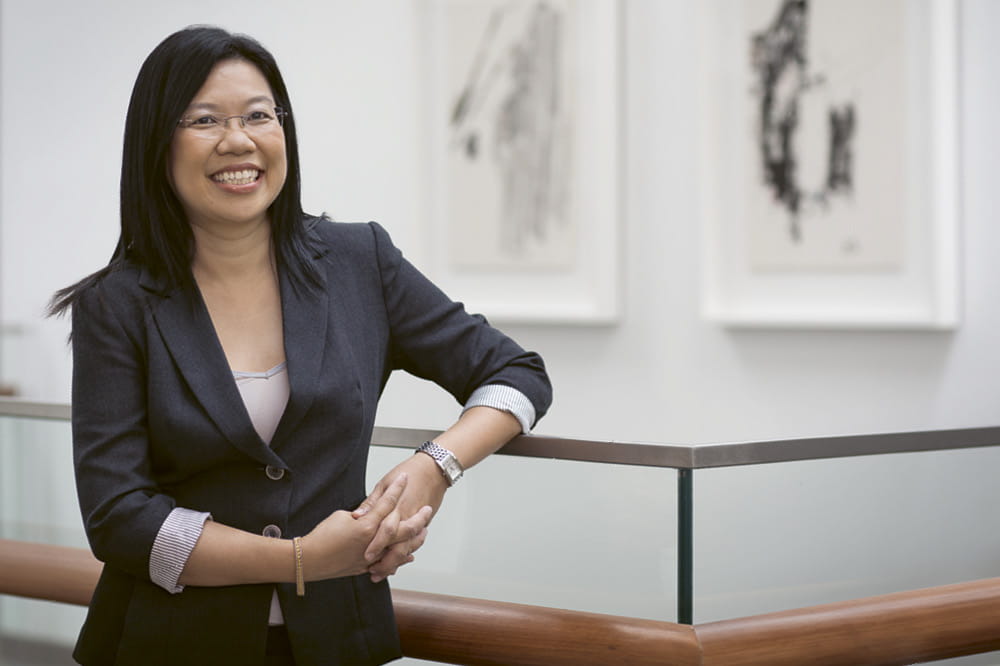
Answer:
[{"left": 416, "top": 440, "right": 464, "bottom": 486}]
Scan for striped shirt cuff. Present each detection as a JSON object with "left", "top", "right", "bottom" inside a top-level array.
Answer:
[
  {"left": 463, "top": 384, "right": 536, "bottom": 434},
  {"left": 149, "top": 507, "right": 212, "bottom": 594}
]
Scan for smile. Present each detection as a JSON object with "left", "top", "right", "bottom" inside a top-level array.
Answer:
[{"left": 212, "top": 169, "right": 261, "bottom": 186}]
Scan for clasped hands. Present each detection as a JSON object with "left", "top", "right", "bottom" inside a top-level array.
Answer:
[{"left": 300, "top": 454, "right": 447, "bottom": 584}]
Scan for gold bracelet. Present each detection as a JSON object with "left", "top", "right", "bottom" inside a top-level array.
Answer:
[{"left": 293, "top": 536, "right": 305, "bottom": 597}]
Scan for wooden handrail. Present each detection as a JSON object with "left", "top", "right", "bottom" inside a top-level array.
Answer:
[
  {"left": 395, "top": 589, "right": 700, "bottom": 666},
  {"left": 0, "top": 538, "right": 99, "bottom": 606},
  {"left": 697, "top": 578, "right": 1000, "bottom": 666},
  {"left": 2, "top": 538, "right": 998, "bottom": 665},
  {"left": 0, "top": 539, "right": 701, "bottom": 665}
]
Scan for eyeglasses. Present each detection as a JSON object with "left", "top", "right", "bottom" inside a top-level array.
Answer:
[{"left": 176, "top": 107, "right": 288, "bottom": 137}]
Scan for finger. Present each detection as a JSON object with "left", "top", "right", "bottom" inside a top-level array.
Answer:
[
  {"left": 362, "top": 475, "right": 412, "bottom": 561},
  {"left": 408, "top": 527, "right": 429, "bottom": 556},
  {"left": 370, "top": 561, "right": 409, "bottom": 584},
  {"left": 364, "top": 508, "right": 401, "bottom": 562},
  {"left": 352, "top": 479, "right": 387, "bottom": 518},
  {"left": 395, "top": 506, "right": 432, "bottom": 543},
  {"left": 369, "top": 542, "right": 413, "bottom": 583},
  {"left": 360, "top": 473, "right": 407, "bottom": 524},
  {"left": 369, "top": 523, "right": 429, "bottom": 583},
  {"left": 359, "top": 475, "right": 408, "bottom": 561},
  {"left": 352, "top": 497, "right": 374, "bottom": 519}
]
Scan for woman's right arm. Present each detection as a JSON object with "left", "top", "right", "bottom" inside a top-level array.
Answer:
[
  {"left": 179, "top": 475, "right": 430, "bottom": 586},
  {"left": 72, "top": 284, "right": 180, "bottom": 581}
]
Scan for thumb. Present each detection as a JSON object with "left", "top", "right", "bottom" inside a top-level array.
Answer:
[{"left": 352, "top": 481, "right": 387, "bottom": 518}]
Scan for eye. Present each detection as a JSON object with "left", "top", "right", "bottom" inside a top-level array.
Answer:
[
  {"left": 190, "top": 115, "right": 221, "bottom": 127},
  {"left": 246, "top": 110, "right": 274, "bottom": 125}
]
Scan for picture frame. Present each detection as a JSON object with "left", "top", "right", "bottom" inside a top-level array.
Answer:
[
  {"left": 420, "top": 0, "right": 620, "bottom": 325},
  {"left": 699, "top": 0, "right": 959, "bottom": 329}
]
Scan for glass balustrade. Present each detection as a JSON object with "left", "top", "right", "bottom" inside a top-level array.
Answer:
[
  {"left": 1, "top": 407, "right": 997, "bottom": 665},
  {"left": 0, "top": 415, "right": 87, "bottom": 664},
  {"left": 692, "top": 446, "right": 1000, "bottom": 666}
]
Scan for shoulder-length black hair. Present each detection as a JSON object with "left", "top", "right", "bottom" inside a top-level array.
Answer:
[{"left": 50, "top": 25, "right": 319, "bottom": 316}]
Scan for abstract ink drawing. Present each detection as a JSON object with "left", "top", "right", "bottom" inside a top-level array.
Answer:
[
  {"left": 446, "top": 0, "right": 574, "bottom": 269},
  {"left": 751, "top": 0, "right": 856, "bottom": 244},
  {"left": 705, "top": 0, "right": 956, "bottom": 325}
]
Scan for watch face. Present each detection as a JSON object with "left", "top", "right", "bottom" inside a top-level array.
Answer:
[
  {"left": 442, "top": 458, "right": 462, "bottom": 480},
  {"left": 419, "top": 442, "right": 463, "bottom": 484}
]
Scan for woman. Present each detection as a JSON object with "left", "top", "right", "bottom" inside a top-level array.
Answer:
[{"left": 50, "top": 26, "right": 551, "bottom": 666}]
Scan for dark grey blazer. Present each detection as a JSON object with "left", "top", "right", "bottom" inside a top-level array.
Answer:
[{"left": 70, "top": 220, "right": 551, "bottom": 666}]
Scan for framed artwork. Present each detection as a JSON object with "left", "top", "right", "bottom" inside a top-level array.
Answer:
[
  {"left": 699, "top": 0, "right": 959, "bottom": 328},
  {"left": 421, "top": 0, "right": 620, "bottom": 324}
]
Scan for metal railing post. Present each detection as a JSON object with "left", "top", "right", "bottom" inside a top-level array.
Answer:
[{"left": 678, "top": 468, "right": 693, "bottom": 624}]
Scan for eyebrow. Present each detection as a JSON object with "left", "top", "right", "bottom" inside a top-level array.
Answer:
[{"left": 185, "top": 95, "right": 275, "bottom": 111}]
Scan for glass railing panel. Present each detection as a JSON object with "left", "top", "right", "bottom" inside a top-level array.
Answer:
[
  {"left": 367, "top": 444, "right": 679, "bottom": 622},
  {"left": 0, "top": 415, "right": 87, "bottom": 662},
  {"left": 0, "top": 417, "right": 85, "bottom": 548},
  {"left": 5, "top": 407, "right": 994, "bottom": 664},
  {"left": 693, "top": 446, "right": 1000, "bottom": 666}
]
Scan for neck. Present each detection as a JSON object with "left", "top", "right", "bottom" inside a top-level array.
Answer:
[{"left": 190, "top": 218, "right": 275, "bottom": 285}]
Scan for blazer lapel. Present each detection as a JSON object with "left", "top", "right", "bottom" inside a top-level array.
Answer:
[
  {"left": 271, "top": 265, "right": 330, "bottom": 445},
  {"left": 142, "top": 270, "right": 285, "bottom": 469}
]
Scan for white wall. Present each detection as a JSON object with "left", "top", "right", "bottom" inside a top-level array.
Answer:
[
  {"left": 4, "top": 0, "right": 998, "bottom": 444},
  {"left": 2, "top": 1, "right": 999, "bottom": 663},
  {"left": 3, "top": 1, "right": 999, "bottom": 444},
  {"left": 0, "top": 0, "right": 428, "bottom": 402}
]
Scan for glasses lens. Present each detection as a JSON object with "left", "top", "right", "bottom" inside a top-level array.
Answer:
[
  {"left": 187, "top": 115, "right": 222, "bottom": 130},
  {"left": 246, "top": 111, "right": 273, "bottom": 127}
]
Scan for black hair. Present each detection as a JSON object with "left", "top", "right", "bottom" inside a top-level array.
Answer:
[{"left": 49, "top": 25, "right": 320, "bottom": 316}]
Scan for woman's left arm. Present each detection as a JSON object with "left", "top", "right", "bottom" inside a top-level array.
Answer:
[{"left": 353, "top": 222, "right": 552, "bottom": 581}]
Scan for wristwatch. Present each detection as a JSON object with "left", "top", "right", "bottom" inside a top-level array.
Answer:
[{"left": 416, "top": 441, "right": 464, "bottom": 487}]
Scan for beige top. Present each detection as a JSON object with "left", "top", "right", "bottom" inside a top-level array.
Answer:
[
  {"left": 234, "top": 362, "right": 290, "bottom": 626},
  {"left": 233, "top": 362, "right": 290, "bottom": 445}
]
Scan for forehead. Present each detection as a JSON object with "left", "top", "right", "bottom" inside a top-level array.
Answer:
[{"left": 187, "top": 59, "right": 274, "bottom": 108}]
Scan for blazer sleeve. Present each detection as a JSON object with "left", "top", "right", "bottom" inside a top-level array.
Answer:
[
  {"left": 71, "top": 280, "right": 176, "bottom": 580},
  {"left": 369, "top": 222, "right": 552, "bottom": 426}
]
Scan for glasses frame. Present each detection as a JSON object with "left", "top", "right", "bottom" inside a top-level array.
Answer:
[{"left": 176, "top": 106, "right": 289, "bottom": 134}]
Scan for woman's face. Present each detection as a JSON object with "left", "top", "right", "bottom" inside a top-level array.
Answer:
[{"left": 169, "top": 59, "right": 287, "bottom": 234}]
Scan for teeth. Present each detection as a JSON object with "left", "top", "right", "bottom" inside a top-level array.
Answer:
[{"left": 213, "top": 169, "right": 260, "bottom": 185}]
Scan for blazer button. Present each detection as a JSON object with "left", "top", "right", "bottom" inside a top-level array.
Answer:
[
  {"left": 262, "top": 524, "right": 282, "bottom": 539},
  {"left": 265, "top": 465, "right": 285, "bottom": 481}
]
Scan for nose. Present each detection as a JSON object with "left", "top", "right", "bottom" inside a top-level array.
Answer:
[{"left": 216, "top": 119, "right": 255, "bottom": 154}]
